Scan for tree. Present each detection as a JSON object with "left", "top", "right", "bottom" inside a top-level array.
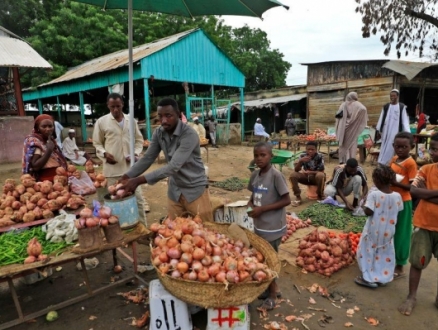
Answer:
[{"left": 356, "top": 0, "right": 438, "bottom": 59}]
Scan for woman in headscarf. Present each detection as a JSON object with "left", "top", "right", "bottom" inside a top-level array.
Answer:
[
  {"left": 22, "top": 114, "right": 68, "bottom": 181},
  {"left": 335, "top": 92, "right": 368, "bottom": 164}
]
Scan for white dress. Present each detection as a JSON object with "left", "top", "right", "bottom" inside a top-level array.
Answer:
[
  {"left": 356, "top": 190, "right": 403, "bottom": 284},
  {"left": 62, "top": 137, "right": 87, "bottom": 165}
]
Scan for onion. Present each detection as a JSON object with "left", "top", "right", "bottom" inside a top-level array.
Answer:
[
  {"left": 188, "top": 271, "right": 197, "bottom": 280},
  {"left": 181, "top": 253, "right": 193, "bottom": 264},
  {"left": 180, "top": 242, "right": 193, "bottom": 253},
  {"left": 98, "top": 206, "right": 112, "bottom": 219},
  {"left": 158, "top": 263, "right": 170, "bottom": 274},
  {"left": 153, "top": 256, "right": 162, "bottom": 266},
  {"left": 192, "top": 236, "right": 205, "bottom": 248},
  {"left": 86, "top": 217, "right": 97, "bottom": 228},
  {"left": 181, "top": 223, "right": 193, "bottom": 234},
  {"left": 79, "top": 207, "right": 93, "bottom": 218},
  {"left": 253, "top": 270, "right": 267, "bottom": 282},
  {"left": 113, "top": 265, "right": 123, "bottom": 274},
  {"left": 171, "top": 270, "right": 181, "bottom": 278},
  {"left": 116, "top": 189, "right": 125, "bottom": 198},
  {"left": 182, "top": 234, "right": 193, "bottom": 242},
  {"left": 150, "top": 222, "right": 161, "bottom": 232},
  {"left": 201, "top": 255, "right": 212, "bottom": 266},
  {"left": 226, "top": 270, "right": 239, "bottom": 283},
  {"left": 176, "top": 262, "right": 189, "bottom": 274},
  {"left": 27, "top": 238, "right": 42, "bottom": 257},
  {"left": 192, "top": 248, "right": 205, "bottom": 260},
  {"left": 166, "top": 237, "right": 179, "bottom": 248},
  {"left": 169, "top": 259, "right": 179, "bottom": 268},
  {"left": 192, "top": 229, "right": 203, "bottom": 237},
  {"left": 207, "top": 264, "right": 220, "bottom": 276},
  {"left": 24, "top": 256, "right": 36, "bottom": 264},
  {"left": 212, "top": 255, "right": 222, "bottom": 264},
  {"left": 224, "top": 257, "right": 237, "bottom": 271},
  {"left": 239, "top": 270, "right": 251, "bottom": 282},
  {"left": 159, "top": 252, "right": 169, "bottom": 263},
  {"left": 167, "top": 247, "right": 181, "bottom": 259},
  {"left": 173, "top": 229, "right": 182, "bottom": 240},
  {"left": 197, "top": 269, "right": 209, "bottom": 282},
  {"left": 108, "top": 215, "right": 119, "bottom": 224},
  {"left": 215, "top": 271, "right": 226, "bottom": 283},
  {"left": 191, "top": 261, "right": 203, "bottom": 272}
]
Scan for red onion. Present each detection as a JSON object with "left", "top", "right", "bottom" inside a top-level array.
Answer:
[
  {"left": 181, "top": 253, "right": 193, "bottom": 264},
  {"left": 100, "top": 219, "right": 109, "bottom": 227},
  {"left": 215, "top": 271, "right": 226, "bottom": 283},
  {"left": 98, "top": 206, "right": 112, "bottom": 219},
  {"left": 192, "top": 261, "right": 203, "bottom": 272},
  {"left": 212, "top": 255, "right": 222, "bottom": 264},
  {"left": 201, "top": 255, "right": 212, "bottom": 266},
  {"left": 79, "top": 207, "right": 93, "bottom": 218},
  {"left": 253, "top": 270, "right": 267, "bottom": 282},
  {"left": 169, "top": 259, "right": 179, "bottom": 268},
  {"left": 167, "top": 247, "right": 181, "bottom": 259},
  {"left": 226, "top": 270, "right": 239, "bottom": 283},
  {"left": 188, "top": 271, "right": 197, "bottom": 280}
]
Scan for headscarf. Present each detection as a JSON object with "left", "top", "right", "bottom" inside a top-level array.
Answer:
[{"left": 22, "top": 114, "right": 67, "bottom": 178}]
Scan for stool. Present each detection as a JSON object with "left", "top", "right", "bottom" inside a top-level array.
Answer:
[
  {"left": 149, "top": 279, "right": 193, "bottom": 330},
  {"left": 307, "top": 185, "right": 318, "bottom": 200},
  {"left": 207, "top": 305, "right": 250, "bottom": 330}
]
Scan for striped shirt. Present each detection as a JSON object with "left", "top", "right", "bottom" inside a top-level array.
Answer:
[{"left": 329, "top": 165, "right": 367, "bottom": 188}]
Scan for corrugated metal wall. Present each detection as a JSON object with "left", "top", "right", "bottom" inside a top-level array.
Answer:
[{"left": 141, "top": 30, "right": 244, "bottom": 87}]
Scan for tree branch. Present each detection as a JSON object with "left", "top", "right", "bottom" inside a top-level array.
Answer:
[{"left": 405, "top": 8, "right": 438, "bottom": 28}]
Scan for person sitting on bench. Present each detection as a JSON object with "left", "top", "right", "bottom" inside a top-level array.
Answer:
[
  {"left": 62, "top": 129, "right": 99, "bottom": 166},
  {"left": 254, "top": 118, "right": 270, "bottom": 141},
  {"left": 290, "top": 141, "right": 325, "bottom": 206}
]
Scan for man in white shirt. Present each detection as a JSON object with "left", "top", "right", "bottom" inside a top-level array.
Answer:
[
  {"left": 254, "top": 118, "right": 270, "bottom": 140},
  {"left": 93, "top": 93, "right": 147, "bottom": 223},
  {"left": 62, "top": 129, "right": 98, "bottom": 166},
  {"left": 190, "top": 116, "right": 206, "bottom": 140},
  {"left": 376, "top": 89, "right": 410, "bottom": 165}
]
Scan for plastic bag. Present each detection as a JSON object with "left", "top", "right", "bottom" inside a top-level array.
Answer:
[
  {"left": 93, "top": 200, "right": 101, "bottom": 217},
  {"left": 69, "top": 171, "right": 96, "bottom": 196},
  {"left": 352, "top": 206, "right": 366, "bottom": 217}
]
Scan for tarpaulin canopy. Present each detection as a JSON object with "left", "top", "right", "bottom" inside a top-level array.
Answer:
[{"left": 233, "top": 93, "right": 307, "bottom": 111}]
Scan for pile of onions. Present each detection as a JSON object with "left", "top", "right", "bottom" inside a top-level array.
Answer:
[
  {"left": 281, "top": 214, "right": 312, "bottom": 243},
  {"left": 84, "top": 160, "right": 107, "bottom": 188},
  {"left": 0, "top": 174, "right": 86, "bottom": 227},
  {"left": 74, "top": 205, "right": 119, "bottom": 230},
  {"left": 24, "top": 237, "right": 47, "bottom": 264},
  {"left": 296, "top": 229, "right": 354, "bottom": 277},
  {"left": 150, "top": 216, "right": 274, "bottom": 284}
]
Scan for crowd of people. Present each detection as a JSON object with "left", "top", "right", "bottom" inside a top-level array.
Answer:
[{"left": 20, "top": 89, "right": 438, "bottom": 317}]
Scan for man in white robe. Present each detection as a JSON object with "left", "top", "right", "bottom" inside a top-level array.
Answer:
[
  {"left": 63, "top": 129, "right": 98, "bottom": 166},
  {"left": 376, "top": 89, "right": 410, "bottom": 165},
  {"left": 254, "top": 118, "right": 270, "bottom": 139}
]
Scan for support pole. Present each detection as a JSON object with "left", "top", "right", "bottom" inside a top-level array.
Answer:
[
  {"left": 185, "top": 93, "right": 190, "bottom": 120},
  {"left": 211, "top": 85, "right": 215, "bottom": 118},
  {"left": 56, "top": 96, "right": 61, "bottom": 122},
  {"left": 240, "top": 88, "right": 245, "bottom": 141},
  {"left": 128, "top": 0, "right": 135, "bottom": 167},
  {"left": 37, "top": 99, "right": 43, "bottom": 114},
  {"left": 12, "top": 68, "right": 25, "bottom": 116},
  {"left": 79, "top": 92, "right": 87, "bottom": 141},
  {"left": 143, "top": 78, "right": 151, "bottom": 140}
]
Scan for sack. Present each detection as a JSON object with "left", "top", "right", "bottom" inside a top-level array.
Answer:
[{"left": 69, "top": 171, "right": 96, "bottom": 196}]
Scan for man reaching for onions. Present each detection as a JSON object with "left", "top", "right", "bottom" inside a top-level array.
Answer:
[{"left": 118, "top": 98, "right": 213, "bottom": 222}]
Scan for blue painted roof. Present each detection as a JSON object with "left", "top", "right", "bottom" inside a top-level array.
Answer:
[{"left": 23, "top": 28, "right": 245, "bottom": 101}]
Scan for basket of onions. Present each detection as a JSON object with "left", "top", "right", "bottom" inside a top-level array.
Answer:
[{"left": 149, "top": 217, "right": 281, "bottom": 308}]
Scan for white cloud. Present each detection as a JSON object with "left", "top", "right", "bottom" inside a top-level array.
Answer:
[{"left": 221, "top": 0, "right": 424, "bottom": 86}]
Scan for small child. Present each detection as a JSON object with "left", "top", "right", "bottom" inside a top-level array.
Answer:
[
  {"left": 398, "top": 133, "right": 438, "bottom": 316},
  {"left": 354, "top": 165, "right": 403, "bottom": 288},
  {"left": 247, "top": 142, "right": 291, "bottom": 310},
  {"left": 389, "top": 132, "right": 417, "bottom": 278}
]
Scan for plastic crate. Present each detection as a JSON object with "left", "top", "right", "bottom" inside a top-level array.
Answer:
[{"left": 149, "top": 279, "right": 193, "bottom": 330}]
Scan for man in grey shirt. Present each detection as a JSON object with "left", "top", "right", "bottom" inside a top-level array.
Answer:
[{"left": 119, "top": 98, "right": 213, "bottom": 222}]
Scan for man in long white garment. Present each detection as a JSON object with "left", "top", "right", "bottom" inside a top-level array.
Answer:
[{"left": 376, "top": 89, "right": 410, "bottom": 165}]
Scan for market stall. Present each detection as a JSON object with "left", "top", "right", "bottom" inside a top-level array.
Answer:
[{"left": 0, "top": 164, "right": 150, "bottom": 329}]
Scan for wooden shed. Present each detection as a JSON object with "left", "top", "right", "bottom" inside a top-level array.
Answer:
[{"left": 303, "top": 59, "right": 438, "bottom": 133}]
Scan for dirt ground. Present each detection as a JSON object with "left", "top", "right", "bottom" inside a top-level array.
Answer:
[{"left": 1, "top": 145, "right": 438, "bottom": 330}]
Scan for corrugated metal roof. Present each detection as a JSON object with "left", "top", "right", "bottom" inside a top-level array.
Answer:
[
  {"left": 233, "top": 93, "right": 307, "bottom": 110},
  {"left": 382, "top": 60, "right": 437, "bottom": 80},
  {"left": 39, "top": 29, "right": 197, "bottom": 87},
  {"left": 0, "top": 26, "right": 22, "bottom": 40},
  {"left": 301, "top": 59, "right": 388, "bottom": 66},
  {"left": 0, "top": 37, "right": 52, "bottom": 68}
]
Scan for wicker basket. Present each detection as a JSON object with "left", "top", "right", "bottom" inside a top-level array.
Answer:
[{"left": 153, "top": 222, "right": 281, "bottom": 308}]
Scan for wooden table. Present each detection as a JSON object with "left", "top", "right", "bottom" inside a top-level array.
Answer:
[{"left": 0, "top": 224, "right": 149, "bottom": 330}]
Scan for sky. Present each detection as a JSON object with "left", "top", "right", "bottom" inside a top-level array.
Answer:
[{"left": 221, "top": 0, "right": 424, "bottom": 86}]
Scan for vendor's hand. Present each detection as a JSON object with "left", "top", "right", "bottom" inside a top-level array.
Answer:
[
  {"left": 248, "top": 206, "right": 264, "bottom": 218},
  {"left": 46, "top": 139, "right": 55, "bottom": 152},
  {"left": 104, "top": 152, "right": 117, "bottom": 164},
  {"left": 118, "top": 176, "right": 146, "bottom": 196}
]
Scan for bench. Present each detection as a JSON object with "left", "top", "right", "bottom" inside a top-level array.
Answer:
[{"left": 244, "top": 130, "right": 265, "bottom": 145}]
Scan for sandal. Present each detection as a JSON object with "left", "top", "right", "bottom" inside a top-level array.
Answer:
[
  {"left": 258, "top": 298, "right": 276, "bottom": 311},
  {"left": 291, "top": 200, "right": 302, "bottom": 207},
  {"left": 393, "top": 272, "right": 406, "bottom": 280},
  {"left": 258, "top": 290, "right": 282, "bottom": 300},
  {"left": 354, "top": 276, "right": 378, "bottom": 288}
]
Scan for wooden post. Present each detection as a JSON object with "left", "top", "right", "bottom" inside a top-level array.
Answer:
[
  {"left": 240, "top": 88, "right": 244, "bottom": 142},
  {"left": 37, "top": 99, "right": 43, "bottom": 114},
  {"left": 79, "top": 92, "right": 87, "bottom": 141},
  {"left": 12, "top": 68, "right": 25, "bottom": 116},
  {"left": 56, "top": 96, "right": 61, "bottom": 122}
]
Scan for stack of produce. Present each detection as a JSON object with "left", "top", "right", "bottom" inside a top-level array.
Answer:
[
  {"left": 0, "top": 226, "right": 72, "bottom": 266},
  {"left": 281, "top": 214, "right": 312, "bottom": 243},
  {"left": 24, "top": 237, "right": 47, "bottom": 264},
  {"left": 295, "top": 128, "right": 337, "bottom": 143},
  {"left": 296, "top": 229, "right": 355, "bottom": 277},
  {"left": 0, "top": 173, "right": 86, "bottom": 227},
  {"left": 74, "top": 205, "right": 119, "bottom": 229},
  {"left": 107, "top": 183, "right": 132, "bottom": 200},
  {"left": 84, "top": 160, "right": 107, "bottom": 188},
  {"left": 150, "top": 216, "right": 275, "bottom": 284}
]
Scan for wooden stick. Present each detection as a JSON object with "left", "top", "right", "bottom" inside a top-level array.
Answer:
[
  {"left": 308, "top": 307, "right": 326, "bottom": 312},
  {"left": 301, "top": 320, "right": 310, "bottom": 330},
  {"left": 293, "top": 284, "right": 301, "bottom": 294}
]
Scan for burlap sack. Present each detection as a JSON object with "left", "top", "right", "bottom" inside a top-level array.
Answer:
[{"left": 228, "top": 223, "right": 250, "bottom": 248}]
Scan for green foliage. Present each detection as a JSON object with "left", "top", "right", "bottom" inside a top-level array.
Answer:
[{"left": 1, "top": 1, "right": 291, "bottom": 91}]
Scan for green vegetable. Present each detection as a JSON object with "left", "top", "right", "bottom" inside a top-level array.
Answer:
[
  {"left": 212, "top": 177, "right": 246, "bottom": 191},
  {"left": 46, "top": 311, "right": 58, "bottom": 322},
  {"left": 297, "top": 203, "right": 367, "bottom": 233},
  {"left": 0, "top": 227, "right": 73, "bottom": 266}
]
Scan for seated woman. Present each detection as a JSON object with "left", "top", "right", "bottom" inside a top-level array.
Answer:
[
  {"left": 22, "top": 114, "right": 68, "bottom": 182},
  {"left": 62, "top": 129, "right": 99, "bottom": 166}
]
